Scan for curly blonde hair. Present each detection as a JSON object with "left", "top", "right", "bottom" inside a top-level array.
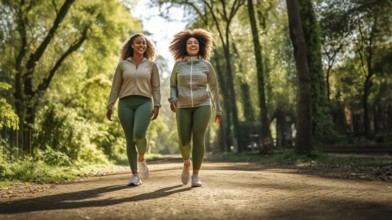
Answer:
[
  {"left": 169, "top": 29, "right": 213, "bottom": 60},
  {"left": 120, "top": 33, "right": 156, "bottom": 60}
]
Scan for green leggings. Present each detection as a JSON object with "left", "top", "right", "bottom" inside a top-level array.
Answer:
[
  {"left": 118, "top": 95, "right": 152, "bottom": 170},
  {"left": 176, "top": 105, "right": 211, "bottom": 170}
]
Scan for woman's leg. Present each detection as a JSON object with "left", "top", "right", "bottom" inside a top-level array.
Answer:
[
  {"left": 118, "top": 99, "right": 137, "bottom": 174},
  {"left": 192, "top": 105, "right": 211, "bottom": 173},
  {"left": 176, "top": 108, "right": 193, "bottom": 161},
  {"left": 133, "top": 99, "right": 153, "bottom": 160},
  {"left": 177, "top": 108, "right": 193, "bottom": 184}
]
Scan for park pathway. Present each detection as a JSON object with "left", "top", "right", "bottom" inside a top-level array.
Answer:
[{"left": 1, "top": 156, "right": 391, "bottom": 220}]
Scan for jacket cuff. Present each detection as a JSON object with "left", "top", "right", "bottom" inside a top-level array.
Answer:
[{"left": 168, "top": 97, "right": 177, "bottom": 103}]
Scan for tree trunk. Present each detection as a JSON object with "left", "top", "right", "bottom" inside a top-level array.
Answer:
[
  {"left": 212, "top": 53, "right": 231, "bottom": 150},
  {"left": 222, "top": 44, "right": 241, "bottom": 152},
  {"left": 232, "top": 40, "right": 255, "bottom": 124},
  {"left": 286, "top": 0, "right": 313, "bottom": 154},
  {"left": 240, "top": 83, "right": 254, "bottom": 122},
  {"left": 363, "top": 77, "right": 371, "bottom": 137},
  {"left": 247, "top": 0, "right": 273, "bottom": 153},
  {"left": 298, "top": 0, "right": 336, "bottom": 142}
]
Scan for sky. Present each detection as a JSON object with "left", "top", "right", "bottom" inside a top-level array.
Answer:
[{"left": 131, "top": 0, "right": 188, "bottom": 72}]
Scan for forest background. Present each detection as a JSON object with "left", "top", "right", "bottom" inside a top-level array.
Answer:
[{"left": 0, "top": 0, "right": 391, "bottom": 182}]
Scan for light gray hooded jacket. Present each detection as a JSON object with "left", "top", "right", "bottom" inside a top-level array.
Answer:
[{"left": 169, "top": 56, "right": 222, "bottom": 115}]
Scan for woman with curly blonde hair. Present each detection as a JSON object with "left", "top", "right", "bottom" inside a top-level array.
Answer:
[
  {"left": 106, "top": 33, "right": 161, "bottom": 186},
  {"left": 168, "top": 29, "right": 222, "bottom": 187}
]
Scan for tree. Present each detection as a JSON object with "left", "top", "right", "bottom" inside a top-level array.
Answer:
[
  {"left": 298, "top": 0, "right": 336, "bottom": 143},
  {"left": 286, "top": 0, "right": 313, "bottom": 154},
  {"left": 354, "top": 4, "right": 389, "bottom": 138},
  {"left": 11, "top": 0, "right": 80, "bottom": 153},
  {"left": 246, "top": 0, "right": 273, "bottom": 153}
]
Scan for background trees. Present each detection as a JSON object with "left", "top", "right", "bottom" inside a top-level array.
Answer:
[
  {"left": 318, "top": 0, "right": 392, "bottom": 140},
  {"left": 1, "top": 0, "right": 142, "bottom": 162}
]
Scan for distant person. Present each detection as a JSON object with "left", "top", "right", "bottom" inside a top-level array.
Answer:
[
  {"left": 168, "top": 29, "right": 222, "bottom": 187},
  {"left": 106, "top": 33, "right": 161, "bottom": 186}
]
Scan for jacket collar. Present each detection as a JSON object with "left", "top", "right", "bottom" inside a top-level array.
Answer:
[
  {"left": 126, "top": 57, "right": 147, "bottom": 64},
  {"left": 184, "top": 56, "right": 200, "bottom": 64}
]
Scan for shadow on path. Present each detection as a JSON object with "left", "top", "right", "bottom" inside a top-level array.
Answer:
[{"left": 0, "top": 184, "right": 190, "bottom": 214}]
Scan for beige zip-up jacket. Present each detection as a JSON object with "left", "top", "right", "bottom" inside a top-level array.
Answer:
[
  {"left": 169, "top": 56, "right": 222, "bottom": 115},
  {"left": 107, "top": 57, "right": 161, "bottom": 110}
]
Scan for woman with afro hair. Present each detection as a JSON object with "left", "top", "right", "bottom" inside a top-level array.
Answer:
[
  {"left": 168, "top": 29, "right": 222, "bottom": 187},
  {"left": 107, "top": 33, "right": 161, "bottom": 186}
]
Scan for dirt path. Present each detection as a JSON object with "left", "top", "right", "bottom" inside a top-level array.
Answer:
[{"left": 1, "top": 157, "right": 391, "bottom": 220}]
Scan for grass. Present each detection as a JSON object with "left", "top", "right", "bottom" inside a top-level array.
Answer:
[
  {"left": 0, "top": 162, "right": 119, "bottom": 187},
  {"left": 209, "top": 151, "right": 392, "bottom": 168},
  {"left": 0, "top": 153, "right": 164, "bottom": 189}
]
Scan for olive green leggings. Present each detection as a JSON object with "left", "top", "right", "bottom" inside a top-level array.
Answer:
[
  {"left": 118, "top": 95, "right": 152, "bottom": 170},
  {"left": 176, "top": 105, "right": 211, "bottom": 170}
]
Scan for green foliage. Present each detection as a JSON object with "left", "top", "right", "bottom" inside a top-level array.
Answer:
[
  {"left": 0, "top": 151, "right": 11, "bottom": 178},
  {"left": 77, "top": 143, "right": 109, "bottom": 165},
  {"left": 0, "top": 154, "right": 115, "bottom": 183},
  {"left": 9, "top": 159, "right": 50, "bottom": 182},
  {"left": 34, "top": 104, "right": 110, "bottom": 163},
  {"left": 40, "top": 145, "right": 72, "bottom": 167},
  {"left": 75, "top": 74, "right": 112, "bottom": 121},
  {"left": 0, "top": 82, "right": 19, "bottom": 130},
  {"left": 0, "top": 99, "right": 19, "bottom": 130}
]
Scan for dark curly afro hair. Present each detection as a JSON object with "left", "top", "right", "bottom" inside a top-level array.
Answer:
[{"left": 169, "top": 29, "right": 213, "bottom": 61}]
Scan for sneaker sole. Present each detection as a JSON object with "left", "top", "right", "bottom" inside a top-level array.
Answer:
[
  {"left": 128, "top": 182, "right": 142, "bottom": 186},
  {"left": 191, "top": 182, "right": 202, "bottom": 187}
]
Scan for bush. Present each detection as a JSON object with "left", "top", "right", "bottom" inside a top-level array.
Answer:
[{"left": 40, "top": 145, "right": 72, "bottom": 166}]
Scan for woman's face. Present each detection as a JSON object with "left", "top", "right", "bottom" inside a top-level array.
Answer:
[
  {"left": 131, "top": 36, "right": 147, "bottom": 56},
  {"left": 186, "top": 37, "right": 199, "bottom": 57}
]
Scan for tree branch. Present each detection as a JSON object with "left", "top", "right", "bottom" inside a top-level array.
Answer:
[
  {"left": 24, "top": 0, "right": 75, "bottom": 75},
  {"left": 35, "top": 27, "right": 89, "bottom": 95}
]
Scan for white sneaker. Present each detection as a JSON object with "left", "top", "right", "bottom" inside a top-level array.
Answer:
[
  {"left": 191, "top": 174, "right": 202, "bottom": 187},
  {"left": 128, "top": 173, "right": 142, "bottom": 186},
  {"left": 138, "top": 160, "right": 149, "bottom": 179},
  {"left": 181, "top": 161, "right": 191, "bottom": 185}
]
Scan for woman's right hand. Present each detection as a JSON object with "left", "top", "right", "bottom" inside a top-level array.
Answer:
[
  {"left": 106, "top": 109, "right": 113, "bottom": 121},
  {"left": 170, "top": 103, "right": 177, "bottom": 112}
]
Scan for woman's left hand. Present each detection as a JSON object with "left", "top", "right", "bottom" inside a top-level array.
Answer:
[
  {"left": 215, "top": 114, "right": 222, "bottom": 124},
  {"left": 151, "top": 106, "right": 160, "bottom": 120}
]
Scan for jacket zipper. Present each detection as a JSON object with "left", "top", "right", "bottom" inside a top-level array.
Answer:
[{"left": 190, "top": 60, "right": 194, "bottom": 107}]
